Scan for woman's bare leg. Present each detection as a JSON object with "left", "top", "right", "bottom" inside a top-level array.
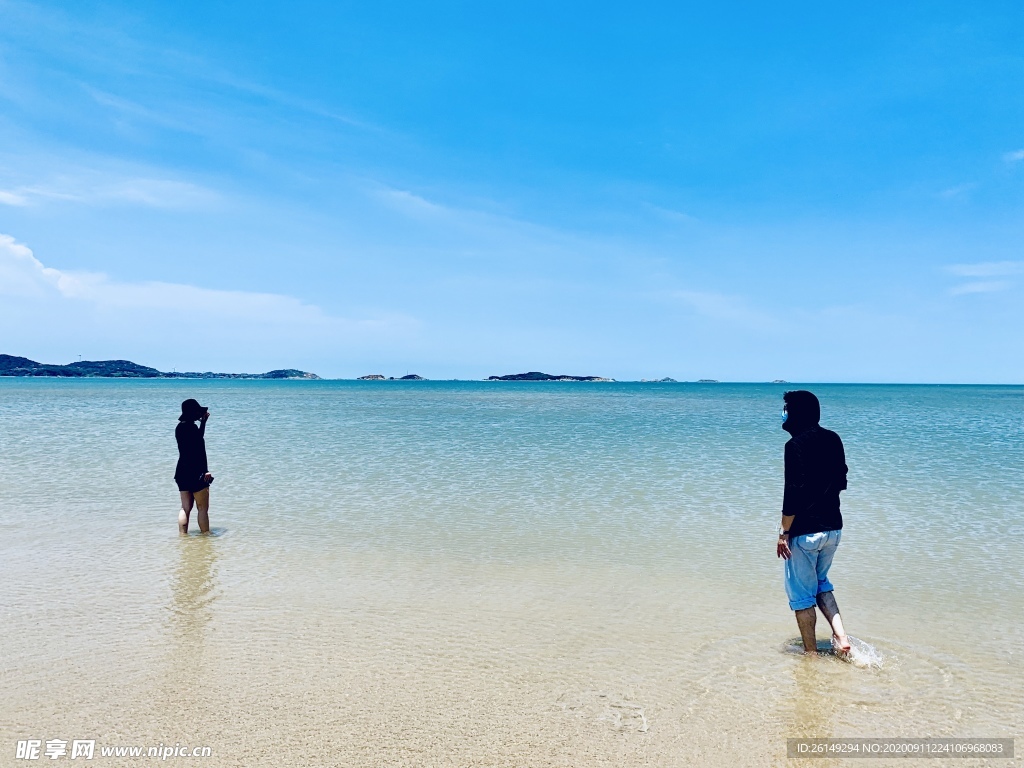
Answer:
[
  {"left": 179, "top": 491, "right": 195, "bottom": 534},
  {"left": 194, "top": 487, "right": 211, "bottom": 533}
]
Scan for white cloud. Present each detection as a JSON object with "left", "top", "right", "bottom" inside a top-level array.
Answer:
[
  {"left": 946, "top": 261, "right": 1024, "bottom": 278},
  {"left": 671, "top": 289, "right": 780, "bottom": 330},
  {"left": 0, "top": 175, "right": 220, "bottom": 209},
  {"left": 950, "top": 280, "right": 1011, "bottom": 296},
  {"left": 645, "top": 204, "right": 698, "bottom": 223},
  {"left": 202, "top": 71, "right": 376, "bottom": 132},
  {"left": 365, "top": 183, "right": 576, "bottom": 252},
  {"left": 375, "top": 188, "right": 448, "bottom": 219},
  {"left": 84, "top": 86, "right": 207, "bottom": 135},
  {"left": 938, "top": 183, "right": 977, "bottom": 199},
  {"left": 0, "top": 232, "right": 416, "bottom": 340},
  {"left": 0, "top": 190, "right": 29, "bottom": 206},
  {"left": 1003, "top": 149, "right": 1024, "bottom": 164},
  {"left": 944, "top": 262, "right": 1021, "bottom": 296},
  {"left": 100, "top": 178, "right": 220, "bottom": 209},
  {"left": 0, "top": 234, "right": 66, "bottom": 296}
]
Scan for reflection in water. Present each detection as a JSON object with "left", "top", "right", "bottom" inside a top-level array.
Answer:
[
  {"left": 163, "top": 535, "right": 219, "bottom": 708},
  {"left": 772, "top": 654, "right": 842, "bottom": 767},
  {"left": 788, "top": 657, "right": 836, "bottom": 742}
]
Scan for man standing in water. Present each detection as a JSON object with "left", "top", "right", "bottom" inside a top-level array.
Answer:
[{"left": 776, "top": 390, "right": 851, "bottom": 656}]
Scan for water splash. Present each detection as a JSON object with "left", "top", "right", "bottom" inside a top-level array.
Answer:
[
  {"left": 784, "top": 636, "right": 885, "bottom": 669},
  {"left": 842, "top": 636, "right": 884, "bottom": 669}
]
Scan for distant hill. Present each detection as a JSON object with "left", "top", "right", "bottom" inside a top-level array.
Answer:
[
  {"left": 488, "top": 371, "right": 614, "bottom": 382},
  {"left": 0, "top": 355, "right": 319, "bottom": 379}
]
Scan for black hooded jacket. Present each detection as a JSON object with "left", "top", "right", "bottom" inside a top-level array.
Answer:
[{"left": 783, "top": 425, "right": 848, "bottom": 537}]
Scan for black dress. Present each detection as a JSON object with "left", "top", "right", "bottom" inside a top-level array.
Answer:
[{"left": 174, "top": 420, "right": 209, "bottom": 493}]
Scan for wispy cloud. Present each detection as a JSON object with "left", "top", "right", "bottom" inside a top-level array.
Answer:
[
  {"left": 365, "top": 182, "right": 583, "bottom": 250},
  {"left": 0, "top": 190, "right": 29, "bottom": 206},
  {"left": 0, "top": 232, "right": 414, "bottom": 330},
  {"left": 938, "top": 183, "right": 977, "bottom": 199},
  {"left": 0, "top": 175, "right": 220, "bottom": 209},
  {"left": 946, "top": 261, "right": 1024, "bottom": 277},
  {"left": 374, "top": 187, "right": 449, "bottom": 219},
  {"left": 83, "top": 86, "right": 209, "bottom": 135},
  {"left": 945, "top": 261, "right": 1022, "bottom": 296},
  {"left": 203, "top": 70, "right": 377, "bottom": 132},
  {"left": 1002, "top": 149, "right": 1024, "bottom": 164},
  {"left": 950, "top": 280, "right": 1011, "bottom": 295},
  {"left": 645, "top": 203, "right": 698, "bottom": 223},
  {"left": 671, "top": 289, "right": 780, "bottom": 330},
  {"left": 0, "top": 233, "right": 65, "bottom": 296},
  {"left": 1, "top": 0, "right": 375, "bottom": 135}
]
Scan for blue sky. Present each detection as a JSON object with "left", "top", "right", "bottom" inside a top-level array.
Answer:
[{"left": 1, "top": 0, "right": 1023, "bottom": 381}]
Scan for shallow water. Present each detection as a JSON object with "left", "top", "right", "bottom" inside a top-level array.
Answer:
[{"left": 1, "top": 380, "right": 1021, "bottom": 766}]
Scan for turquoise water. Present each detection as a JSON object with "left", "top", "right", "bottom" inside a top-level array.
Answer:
[{"left": 1, "top": 380, "right": 1021, "bottom": 766}]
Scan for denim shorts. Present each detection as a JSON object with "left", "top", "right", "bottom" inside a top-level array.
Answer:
[{"left": 784, "top": 529, "right": 842, "bottom": 610}]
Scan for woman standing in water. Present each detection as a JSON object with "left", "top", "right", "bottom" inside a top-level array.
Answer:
[{"left": 175, "top": 398, "right": 214, "bottom": 534}]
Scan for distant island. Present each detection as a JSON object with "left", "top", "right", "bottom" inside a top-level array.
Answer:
[
  {"left": 772, "top": 379, "right": 789, "bottom": 384},
  {"left": 0, "top": 355, "right": 319, "bottom": 379},
  {"left": 640, "top": 377, "right": 678, "bottom": 383},
  {"left": 697, "top": 379, "right": 720, "bottom": 383},
  {"left": 358, "top": 374, "right": 425, "bottom": 380},
  {"left": 488, "top": 371, "right": 614, "bottom": 382}
]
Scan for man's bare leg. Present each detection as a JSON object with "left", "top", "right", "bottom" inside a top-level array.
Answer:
[
  {"left": 795, "top": 607, "right": 818, "bottom": 655},
  {"left": 816, "top": 591, "right": 851, "bottom": 654},
  {"left": 178, "top": 491, "right": 194, "bottom": 534},
  {"left": 194, "top": 487, "right": 211, "bottom": 533}
]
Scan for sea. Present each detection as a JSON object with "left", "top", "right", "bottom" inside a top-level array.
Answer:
[{"left": 1, "top": 380, "right": 1021, "bottom": 766}]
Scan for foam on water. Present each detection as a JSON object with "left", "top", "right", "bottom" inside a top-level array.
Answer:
[
  {"left": 783, "top": 635, "right": 884, "bottom": 668},
  {"left": 844, "top": 635, "right": 885, "bottom": 669}
]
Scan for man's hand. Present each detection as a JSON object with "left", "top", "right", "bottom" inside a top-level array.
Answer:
[
  {"left": 202, "top": 410, "right": 211, "bottom": 421},
  {"left": 203, "top": 472, "right": 214, "bottom": 483},
  {"left": 777, "top": 534, "right": 792, "bottom": 560}
]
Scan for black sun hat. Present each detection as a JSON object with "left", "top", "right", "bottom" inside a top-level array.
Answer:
[{"left": 179, "top": 398, "right": 208, "bottom": 422}]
